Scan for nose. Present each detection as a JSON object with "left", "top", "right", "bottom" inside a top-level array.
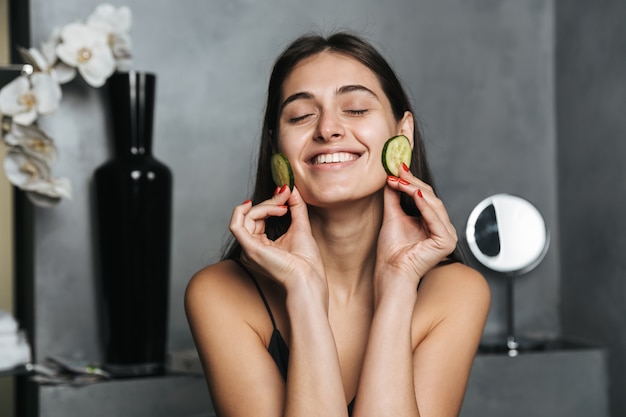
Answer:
[{"left": 314, "top": 110, "right": 344, "bottom": 142}]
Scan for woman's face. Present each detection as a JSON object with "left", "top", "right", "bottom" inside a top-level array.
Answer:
[{"left": 277, "top": 51, "right": 413, "bottom": 207}]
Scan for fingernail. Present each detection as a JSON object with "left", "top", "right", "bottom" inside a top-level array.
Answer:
[
  {"left": 399, "top": 179, "right": 410, "bottom": 185},
  {"left": 417, "top": 189, "right": 423, "bottom": 198},
  {"left": 387, "top": 175, "right": 399, "bottom": 182},
  {"left": 280, "top": 184, "right": 288, "bottom": 194},
  {"left": 273, "top": 187, "right": 280, "bottom": 196},
  {"left": 243, "top": 199, "right": 252, "bottom": 205},
  {"left": 401, "top": 162, "right": 410, "bottom": 172},
  {"left": 278, "top": 205, "right": 288, "bottom": 209}
]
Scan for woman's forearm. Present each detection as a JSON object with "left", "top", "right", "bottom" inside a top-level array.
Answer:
[
  {"left": 353, "top": 280, "right": 420, "bottom": 417},
  {"left": 283, "top": 282, "right": 349, "bottom": 417}
]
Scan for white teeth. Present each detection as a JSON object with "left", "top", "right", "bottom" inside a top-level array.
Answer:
[{"left": 313, "top": 152, "right": 358, "bottom": 164}]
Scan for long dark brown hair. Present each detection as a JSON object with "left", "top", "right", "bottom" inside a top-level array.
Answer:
[{"left": 222, "top": 32, "right": 463, "bottom": 263}]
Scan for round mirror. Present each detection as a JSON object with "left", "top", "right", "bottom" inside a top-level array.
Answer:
[
  {"left": 465, "top": 194, "right": 549, "bottom": 275},
  {"left": 466, "top": 194, "right": 550, "bottom": 356}
]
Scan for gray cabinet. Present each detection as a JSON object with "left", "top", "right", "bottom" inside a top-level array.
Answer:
[
  {"left": 31, "top": 374, "right": 213, "bottom": 417},
  {"left": 462, "top": 346, "right": 609, "bottom": 417},
  {"left": 23, "top": 345, "right": 609, "bottom": 417}
]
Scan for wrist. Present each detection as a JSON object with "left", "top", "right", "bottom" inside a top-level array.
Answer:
[
  {"left": 284, "top": 273, "right": 329, "bottom": 314},
  {"left": 373, "top": 270, "right": 420, "bottom": 306}
]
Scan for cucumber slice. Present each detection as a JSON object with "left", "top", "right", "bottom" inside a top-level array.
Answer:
[
  {"left": 271, "top": 153, "right": 294, "bottom": 189},
  {"left": 382, "top": 134, "right": 412, "bottom": 176}
]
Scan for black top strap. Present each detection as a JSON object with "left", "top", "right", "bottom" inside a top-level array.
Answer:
[{"left": 232, "top": 259, "right": 279, "bottom": 331}]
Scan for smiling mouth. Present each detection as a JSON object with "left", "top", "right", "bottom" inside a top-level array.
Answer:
[{"left": 311, "top": 152, "right": 360, "bottom": 165}]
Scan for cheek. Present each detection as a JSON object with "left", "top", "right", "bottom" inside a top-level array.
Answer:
[
  {"left": 276, "top": 138, "right": 299, "bottom": 160},
  {"left": 276, "top": 124, "right": 313, "bottom": 161},
  {"left": 355, "top": 124, "right": 390, "bottom": 154}
]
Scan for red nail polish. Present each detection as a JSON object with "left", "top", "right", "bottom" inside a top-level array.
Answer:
[
  {"left": 417, "top": 189, "right": 423, "bottom": 198},
  {"left": 401, "top": 162, "right": 410, "bottom": 172},
  {"left": 278, "top": 205, "right": 288, "bottom": 209},
  {"left": 280, "top": 184, "right": 288, "bottom": 194},
  {"left": 399, "top": 179, "right": 410, "bottom": 185},
  {"left": 243, "top": 199, "right": 252, "bottom": 205},
  {"left": 387, "top": 175, "right": 399, "bottom": 182},
  {"left": 273, "top": 187, "right": 280, "bottom": 196}
]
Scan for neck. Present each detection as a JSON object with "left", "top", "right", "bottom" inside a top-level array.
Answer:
[{"left": 308, "top": 193, "right": 383, "bottom": 301}]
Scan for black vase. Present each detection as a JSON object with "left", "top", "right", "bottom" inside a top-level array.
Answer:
[{"left": 94, "top": 71, "right": 172, "bottom": 377}]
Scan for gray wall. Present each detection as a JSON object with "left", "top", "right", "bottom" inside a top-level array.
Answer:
[
  {"left": 28, "top": 0, "right": 559, "bottom": 357},
  {"left": 557, "top": 1, "right": 626, "bottom": 416},
  {"left": 23, "top": 0, "right": 572, "bottom": 412}
]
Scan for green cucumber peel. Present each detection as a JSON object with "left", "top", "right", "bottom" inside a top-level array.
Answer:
[
  {"left": 270, "top": 153, "right": 294, "bottom": 190},
  {"left": 382, "top": 135, "right": 412, "bottom": 176}
]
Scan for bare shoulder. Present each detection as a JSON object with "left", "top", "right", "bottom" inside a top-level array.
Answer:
[
  {"left": 185, "top": 260, "right": 266, "bottom": 335},
  {"left": 186, "top": 260, "right": 245, "bottom": 296},
  {"left": 414, "top": 262, "right": 491, "bottom": 333},
  {"left": 185, "top": 260, "right": 246, "bottom": 311},
  {"left": 422, "top": 262, "right": 490, "bottom": 305},
  {"left": 185, "top": 260, "right": 286, "bottom": 415}
]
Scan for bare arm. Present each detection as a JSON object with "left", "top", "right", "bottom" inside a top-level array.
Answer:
[
  {"left": 189, "top": 186, "right": 349, "bottom": 417},
  {"left": 185, "top": 262, "right": 287, "bottom": 417},
  {"left": 353, "top": 275, "right": 420, "bottom": 416},
  {"left": 353, "top": 171, "right": 490, "bottom": 417},
  {"left": 283, "top": 279, "right": 349, "bottom": 417},
  {"left": 411, "top": 265, "right": 490, "bottom": 416}
]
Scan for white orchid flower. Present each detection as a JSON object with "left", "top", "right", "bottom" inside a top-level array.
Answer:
[
  {"left": 1, "top": 106, "right": 70, "bottom": 207},
  {"left": 37, "top": 176, "right": 71, "bottom": 199},
  {"left": 3, "top": 147, "right": 71, "bottom": 207},
  {"left": 87, "top": 4, "right": 133, "bottom": 71},
  {"left": 0, "top": 4, "right": 138, "bottom": 206},
  {"left": 16, "top": 28, "right": 76, "bottom": 85},
  {"left": 0, "top": 72, "right": 62, "bottom": 125},
  {"left": 33, "top": 27, "right": 77, "bottom": 84},
  {"left": 23, "top": 176, "right": 72, "bottom": 207},
  {"left": 3, "top": 121, "right": 58, "bottom": 166},
  {"left": 19, "top": 47, "right": 76, "bottom": 85},
  {"left": 3, "top": 146, "right": 51, "bottom": 187},
  {"left": 56, "top": 22, "right": 116, "bottom": 87}
]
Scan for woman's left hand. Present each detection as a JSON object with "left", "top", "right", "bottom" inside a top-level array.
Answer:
[{"left": 376, "top": 163, "right": 458, "bottom": 289}]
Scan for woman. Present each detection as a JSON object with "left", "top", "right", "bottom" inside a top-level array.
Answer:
[{"left": 185, "top": 32, "right": 490, "bottom": 417}]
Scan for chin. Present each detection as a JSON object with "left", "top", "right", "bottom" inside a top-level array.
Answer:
[{"left": 301, "top": 186, "right": 383, "bottom": 209}]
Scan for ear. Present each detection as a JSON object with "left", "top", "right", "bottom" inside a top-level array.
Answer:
[{"left": 398, "top": 111, "right": 415, "bottom": 148}]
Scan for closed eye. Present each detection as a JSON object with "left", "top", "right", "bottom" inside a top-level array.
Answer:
[
  {"left": 346, "top": 109, "right": 368, "bottom": 116},
  {"left": 289, "top": 114, "right": 313, "bottom": 123}
]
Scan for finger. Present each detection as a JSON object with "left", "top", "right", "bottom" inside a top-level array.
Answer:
[
  {"left": 229, "top": 201, "right": 290, "bottom": 274},
  {"left": 230, "top": 198, "right": 288, "bottom": 240},
  {"left": 394, "top": 169, "right": 453, "bottom": 226},
  {"left": 285, "top": 186, "right": 313, "bottom": 233},
  {"left": 383, "top": 178, "right": 405, "bottom": 221},
  {"left": 256, "top": 184, "right": 290, "bottom": 208},
  {"left": 229, "top": 199, "right": 253, "bottom": 234},
  {"left": 411, "top": 190, "right": 458, "bottom": 251},
  {"left": 388, "top": 172, "right": 456, "bottom": 241},
  {"left": 385, "top": 173, "right": 432, "bottom": 219}
]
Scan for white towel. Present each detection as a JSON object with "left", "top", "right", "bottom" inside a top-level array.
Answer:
[
  {"left": 0, "top": 310, "right": 18, "bottom": 334},
  {"left": 0, "top": 331, "right": 19, "bottom": 346},
  {"left": 0, "top": 331, "right": 31, "bottom": 371},
  {"left": 0, "top": 310, "right": 31, "bottom": 371}
]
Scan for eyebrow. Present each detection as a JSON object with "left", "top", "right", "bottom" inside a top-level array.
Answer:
[
  {"left": 281, "top": 92, "right": 313, "bottom": 111},
  {"left": 337, "top": 84, "right": 379, "bottom": 99},
  {"left": 280, "top": 84, "right": 380, "bottom": 112}
]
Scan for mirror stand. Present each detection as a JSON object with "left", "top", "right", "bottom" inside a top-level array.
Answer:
[
  {"left": 505, "top": 276, "right": 518, "bottom": 356},
  {"left": 478, "top": 272, "right": 549, "bottom": 357}
]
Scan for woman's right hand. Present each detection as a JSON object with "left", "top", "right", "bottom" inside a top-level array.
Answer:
[{"left": 229, "top": 185, "right": 327, "bottom": 296}]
